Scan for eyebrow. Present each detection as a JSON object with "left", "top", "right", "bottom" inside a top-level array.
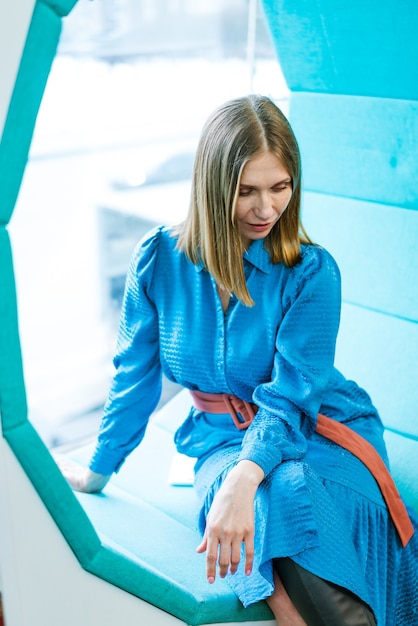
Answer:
[{"left": 239, "top": 178, "right": 292, "bottom": 189}]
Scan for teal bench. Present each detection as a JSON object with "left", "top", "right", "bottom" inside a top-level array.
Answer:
[
  {"left": 1, "top": 372, "right": 417, "bottom": 625},
  {"left": 63, "top": 387, "right": 418, "bottom": 620},
  {"left": 0, "top": 386, "right": 273, "bottom": 625},
  {"left": 65, "top": 390, "right": 274, "bottom": 623}
]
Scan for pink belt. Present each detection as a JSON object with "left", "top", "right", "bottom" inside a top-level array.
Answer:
[{"left": 190, "top": 389, "right": 414, "bottom": 548}]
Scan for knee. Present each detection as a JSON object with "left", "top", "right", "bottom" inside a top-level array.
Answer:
[
  {"left": 274, "top": 558, "right": 376, "bottom": 626},
  {"left": 266, "top": 568, "right": 308, "bottom": 626}
]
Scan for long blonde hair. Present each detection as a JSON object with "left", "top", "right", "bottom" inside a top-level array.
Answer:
[{"left": 176, "top": 95, "right": 312, "bottom": 306}]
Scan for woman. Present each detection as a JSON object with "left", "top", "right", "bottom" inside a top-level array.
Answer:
[{"left": 61, "top": 95, "right": 417, "bottom": 625}]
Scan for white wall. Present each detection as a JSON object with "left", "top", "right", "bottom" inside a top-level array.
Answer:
[
  {"left": 0, "top": 0, "right": 36, "bottom": 137},
  {"left": 0, "top": 0, "right": 35, "bottom": 598}
]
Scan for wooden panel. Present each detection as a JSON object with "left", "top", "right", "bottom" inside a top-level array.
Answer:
[
  {"left": 302, "top": 191, "right": 418, "bottom": 322},
  {"left": 335, "top": 303, "right": 418, "bottom": 436}
]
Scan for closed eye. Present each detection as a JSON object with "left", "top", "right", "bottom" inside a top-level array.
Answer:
[
  {"left": 272, "top": 183, "right": 291, "bottom": 192},
  {"left": 239, "top": 179, "right": 292, "bottom": 196}
]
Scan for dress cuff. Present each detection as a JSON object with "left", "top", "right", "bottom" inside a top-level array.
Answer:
[
  {"left": 88, "top": 444, "right": 126, "bottom": 475},
  {"left": 237, "top": 444, "right": 283, "bottom": 478}
]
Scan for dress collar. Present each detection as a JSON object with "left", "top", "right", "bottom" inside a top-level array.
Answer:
[
  {"left": 194, "top": 238, "right": 272, "bottom": 274},
  {"left": 243, "top": 239, "right": 273, "bottom": 274}
]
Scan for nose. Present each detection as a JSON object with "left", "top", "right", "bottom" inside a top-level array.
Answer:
[{"left": 254, "top": 191, "right": 274, "bottom": 218}]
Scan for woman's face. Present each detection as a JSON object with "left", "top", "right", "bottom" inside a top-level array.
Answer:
[{"left": 235, "top": 151, "right": 292, "bottom": 249}]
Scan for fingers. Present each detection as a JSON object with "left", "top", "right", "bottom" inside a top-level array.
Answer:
[
  {"left": 205, "top": 534, "right": 218, "bottom": 583},
  {"left": 196, "top": 532, "right": 220, "bottom": 585},
  {"left": 196, "top": 535, "right": 207, "bottom": 554},
  {"left": 229, "top": 539, "right": 242, "bottom": 575},
  {"left": 243, "top": 534, "right": 254, "bottom": 576},
  {"left": 197, "top": 530, "right": 254, "bottom": 583},
  {"left": 216, "top": 533, "right": 246, "bottom": 578},
  {"left": 54, "top": 456, "right": 110, "bottom": 493},
  {"left": 55, "top": 457, "right": 85, "bottom": 490}
]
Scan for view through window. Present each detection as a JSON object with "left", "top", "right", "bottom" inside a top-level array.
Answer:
[{"left": 9, "top": 0, "right": 289, "bottom": 448}]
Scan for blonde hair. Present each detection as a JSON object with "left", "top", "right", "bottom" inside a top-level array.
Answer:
[{"left": 176, "top": 95, "right": 312, "bottom": 306}]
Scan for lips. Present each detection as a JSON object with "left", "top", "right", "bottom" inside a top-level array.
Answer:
[{"left": 247, "top": 222, "right": 272, "bottom": 232}]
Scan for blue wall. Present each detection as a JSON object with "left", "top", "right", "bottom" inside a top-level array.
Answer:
[{"left": 262, "top": 0, "right": 418, "bottom": 437}]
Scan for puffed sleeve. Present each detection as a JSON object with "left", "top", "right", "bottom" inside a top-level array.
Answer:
[
  {"left": 89, "top": 227, "right": 163, "bottom": 474},
  {"left": 237, "top": 246, "right": 341, "bottom": 477}
]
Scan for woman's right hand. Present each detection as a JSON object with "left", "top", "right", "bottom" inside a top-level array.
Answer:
[
  {"left": 55, "top": 456, "right": 111, "bottom": 493},
  {"left": 196, "top": 459, "right": 264, "bottom": 583}
]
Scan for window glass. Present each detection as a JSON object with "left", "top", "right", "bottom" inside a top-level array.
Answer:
[{"left": 9, "top": 0, "right": 289, "bottom": 448}]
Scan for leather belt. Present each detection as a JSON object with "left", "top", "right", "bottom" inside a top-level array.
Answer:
[{"left": 189, "top": 389, "right": 414, "bottom": 548}]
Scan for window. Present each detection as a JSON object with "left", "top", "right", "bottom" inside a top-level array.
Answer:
[{"left": 9, "top": 0, "right": 289, "bottom": 448}]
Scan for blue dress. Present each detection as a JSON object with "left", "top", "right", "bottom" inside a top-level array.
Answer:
[{"left": 89, "top": 226, "right": 418, "bottom": 625}]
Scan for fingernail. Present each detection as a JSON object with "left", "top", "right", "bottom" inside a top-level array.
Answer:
[
  {"left": 245, "top": 569, "right": 252, "bottom": 576},
  {"left": 208, "top": 576, "right": 215, "bottom": 584}
]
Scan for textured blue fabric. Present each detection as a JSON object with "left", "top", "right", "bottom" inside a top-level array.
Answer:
[{"left": 89, "top": 226, "right": 418, "bottom": 624}]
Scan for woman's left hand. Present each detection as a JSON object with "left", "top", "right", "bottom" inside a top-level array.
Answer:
[{"left": 196, "top": 460, "right": 264, "bottom": 583}]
